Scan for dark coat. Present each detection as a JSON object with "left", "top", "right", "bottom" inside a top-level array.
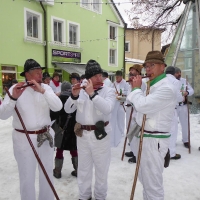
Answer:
[{"left": 51, "top": 91, "right": 77, "bottom": 151}]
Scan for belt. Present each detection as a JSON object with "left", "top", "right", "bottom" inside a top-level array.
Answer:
[
  {"left": 144, "top": 130, "right": 168, "bottom": 134},
  {"left": 15, "top": 127, "right": 49, "bottom": 134},
  {"left": 81, "top": 121, "right": 109, "bottom": 131}
]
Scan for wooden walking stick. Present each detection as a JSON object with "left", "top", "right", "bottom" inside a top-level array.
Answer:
[
  {"left": 186, "top": 75, "right": 191, "bottom": 154},
  {"left": 113, "top": 82, "right": 126, "bottom": 112},
  {"left": 5, "top": 87, "right": 60, "bottom": 200},
  {"left": 130, "top": 80, "right": 150, "bottom": 200},
  {"left": 121, "top": 106, "right": 134, "bottom": 161}
]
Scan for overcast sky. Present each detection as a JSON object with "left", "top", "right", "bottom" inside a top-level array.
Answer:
[{"left": 113, "top": 0, "right": 186, "bottom": 45}]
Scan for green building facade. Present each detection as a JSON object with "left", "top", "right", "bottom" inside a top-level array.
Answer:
[{"left": 0, "top": 0, "right": 126, "bottom": 96}]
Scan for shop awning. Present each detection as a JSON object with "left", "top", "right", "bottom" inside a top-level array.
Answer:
[
  {"left": 52, "top": 61, "right": 115, "bottom": 76},
  {"left": 52, "top": 61, "right": 86, "bottom": 75}
]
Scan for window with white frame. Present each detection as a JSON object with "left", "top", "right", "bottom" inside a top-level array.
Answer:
[
  {"left": 109, "top": 49, "right": 116, "bottom": 65},
  {"left": 67, "top": 21, "right": 80, "bottom": 47},
  {"left": 81, "top": 0, "right": 90, "bottom": 9},
  {"left": 110, "top": 26, "right": 116, "bottom": 40},
  {"left": 125, "top": 41, "right": 130, "bottom": 52},
  {"left": 81, "top": 0, "right": 101, "bottom": 13},
  {"left": 24, "top": 8, "right": 42, "bottom": 41},
  {"left": 51, "top": 16, "right": 66, "bottom": 45}
]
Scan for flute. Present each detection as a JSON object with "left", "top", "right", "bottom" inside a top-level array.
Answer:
[
  {"left": 126, "top": 74, "right": 152, "bottom": 82},
  {"left": 73, "top": 82, "right": 103, "bottom": 90},
  {"left": 17, "top": 82, "right": 42, "bottom": 89}
]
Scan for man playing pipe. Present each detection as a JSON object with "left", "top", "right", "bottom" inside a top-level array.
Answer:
[
  {"left": 127, "top": 51, "right": 177, "bottom": 200},
  {"left": 0, "top": 59, "right": 62, "bottom": 200}
]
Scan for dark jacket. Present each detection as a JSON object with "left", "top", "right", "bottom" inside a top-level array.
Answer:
[{"left": 51, "top": 91, "right": 77, "bottom": 151}]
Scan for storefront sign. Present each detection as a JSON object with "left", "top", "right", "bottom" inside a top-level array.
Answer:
[{"left": 52, "top": 49, "right": 81, "bottom": 63}]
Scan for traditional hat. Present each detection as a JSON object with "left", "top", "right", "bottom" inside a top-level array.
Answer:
[
  {"left": 165, "top": 66, "right": 175, "bottom": 75},
  {"left": 143, "top": 51, "right": 167, "bottom": 67},
  {"left": 20, "top": 59, "right": 45, "bottom": 77},
  {"left": 85, "top": 59, "right": 103, "bottom": 79},
  {"left": 130, "top": 64, "right": 143, "bottom": 74}
]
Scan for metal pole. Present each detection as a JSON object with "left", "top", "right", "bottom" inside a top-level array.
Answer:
[{"left": 172, "top": 1, "right": 192, "bottom": 66}]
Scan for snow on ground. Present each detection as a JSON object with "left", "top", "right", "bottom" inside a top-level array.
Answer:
[{"left": 0, "top": 115, "right": 200, "bottom": 200}]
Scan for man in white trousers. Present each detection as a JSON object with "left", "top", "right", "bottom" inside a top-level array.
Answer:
[
  {"left": 174, "top": 67, "right": 194, "bottom": 148},
  {"left": 127, "top": 51, "right": 177, "bottom": 200},
  {"left": 165, "top": 66, "right": 184, "bottom": 160},
  {"left": 110, "top": 70, "right": 129, "bottom": 147},
  {"left": 0, "top": 59, "right": 62, "bottom": 200},
  {"left": 64, "top": 59, "right": 115, "bottom": 200}
]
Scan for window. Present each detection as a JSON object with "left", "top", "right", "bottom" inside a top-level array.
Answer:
[
  {"left": 81, "top": 0, "right": 101, "bottom": 13},
  {"left": 109, "top": 49, "right": 116, "bottom": 65},
  {"left": 1, "top": 66, "right": 17, "bottom": 95},
  {"left": 51, "top": 16, "right": 66, "bottom": 45},
  {"left": 24, "top": 8, "right": 42, "bottom": 42},
  {"left": 69, "top": 24, "right": 77, "bottom": 45},
  {"left": 67, "top": 21, "right": 80, "bottom": 47},
  {"left": 54, "top": 21, "right": 62, "bottom": 42},
  {"left": 125, "top": 41, "right": 130, "bottom": 52},
  {"left": 93, "top": 0, "right": 100, "bottom": 12},
  {"left": 110, "top": 26, "right": 116, "bottom": 40},
  {"left": 82, "top": 0, "right": 90, "bottom": 8}
]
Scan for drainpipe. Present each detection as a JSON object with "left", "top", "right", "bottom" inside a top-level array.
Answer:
[
  {"left": 123, "top": 23, "right": 127, "bottom": 79},
  {"left": 40, "top": 1, "right": 48, "bottom": 72}
]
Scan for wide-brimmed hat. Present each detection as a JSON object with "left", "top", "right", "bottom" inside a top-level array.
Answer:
[
  {"left": 143, "top": 51, "right": 167, "bottom": 67},
  {"left": 20, "top": 59, "right": 45, "bottom": 77},
  {"left": 130, "top": 64, "right": 143, "bottom": 74}
]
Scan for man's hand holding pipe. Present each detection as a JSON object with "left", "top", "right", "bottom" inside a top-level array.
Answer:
[
  {"left": 12, "top": 82, "right": 26, "bottom": 99},
  {"left": 130, "top": 75, "right": 142, "bottom": 90},
  {"left": 29, "top": 80, "right": 45, "bottom": 94},
  {"left": 72, "top": 83, "right": 81, "bottom": 97},
  {"left": 85, "top": 79, "right": 94, "bottom": 96}
]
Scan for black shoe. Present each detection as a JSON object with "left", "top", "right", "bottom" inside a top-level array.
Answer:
[
  {"left": 125, "top": 151, "right": 134, "bottom": 157},
  {"left": 128, "top": 156, "right": 136, "bottom": 163},
  {"left": 71, "top": 170, "right": 77, "bottom": 177},
  {"left": 171, "top": 154, "right": 181, "bottom": 160},
  {"left": 79, "top": 198, "right": 91, "bottom": 200},
  {"left": 184, "top": 142, "right": 190, "bottom": 148}
]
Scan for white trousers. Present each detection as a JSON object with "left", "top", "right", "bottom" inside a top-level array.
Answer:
[
  {"left": 169, "top": 109, "right": 178, "bottom": 157},
  {"left": 12, "top": 129, "right": 54, "bottom": 200},
  {"left": 134, "top": 137, "right": 169, "bottom": 200},
  {"left": 77, "top": 130, "right": 111, "bottom": 200},
  {"left": 177, "top": 105, "right": 189, "bottom": 143}
]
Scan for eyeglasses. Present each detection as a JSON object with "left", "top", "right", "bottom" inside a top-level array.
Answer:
[{"left": 143, "top": 63, "right": 155, "bottom": 70}]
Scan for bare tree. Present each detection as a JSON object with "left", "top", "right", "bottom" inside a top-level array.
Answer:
[{"left": 125, "top": 0, "right": 186, "bottom": 44}]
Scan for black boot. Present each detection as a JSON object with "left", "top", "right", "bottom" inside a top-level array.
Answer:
[
  {"left": 53, "top": 158, "right": 63, "bottom": 179},
  {"left": 71, "top": 157, "right": 78, "bottom": 177}
]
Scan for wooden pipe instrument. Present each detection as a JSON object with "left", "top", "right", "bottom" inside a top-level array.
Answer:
[
  {"left": 73, "top": 82, "right": 103, "bottom": 90},
  {"left": 17, "top": 82, "right": 42, "bottom": 89},
  {"left": 126, "top": 74, "right": 153, "bottom": 82}
]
